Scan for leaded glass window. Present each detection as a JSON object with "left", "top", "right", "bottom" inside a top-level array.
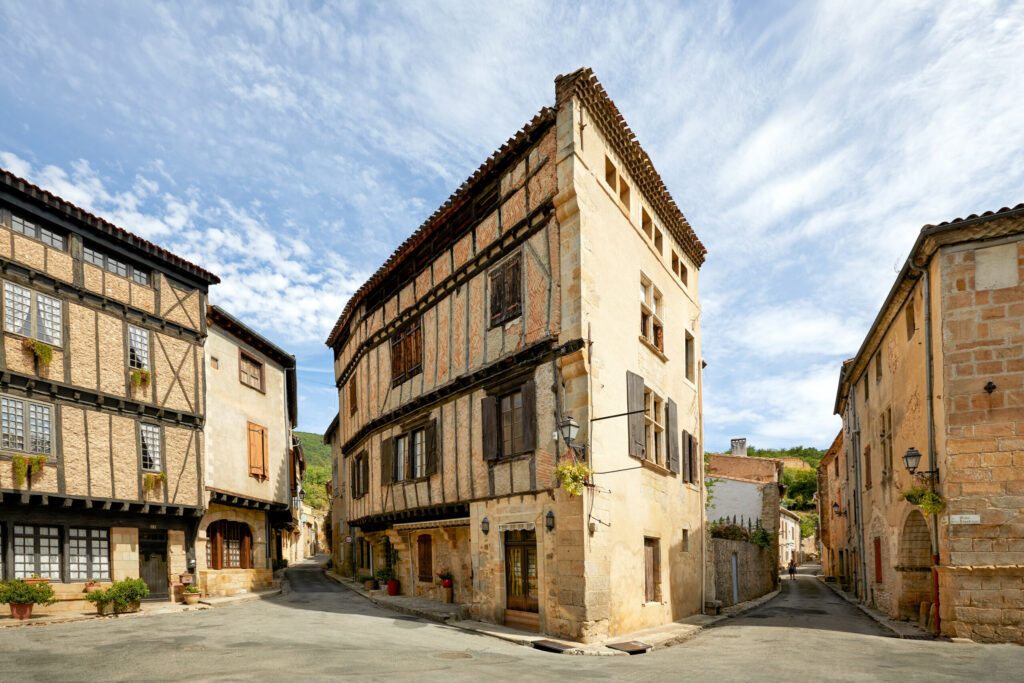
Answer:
[
  {"left": 14, "top": 525, "right": 60, "bottom": 580},
  {"left": 128, "top": 325, "right": 149, "bottom": 369},
  {"left": 69, "top": 528, "right": 110, "bottom": 580},
  {"left": 140, "top": 423, "right": 161, "bottom": 471}
]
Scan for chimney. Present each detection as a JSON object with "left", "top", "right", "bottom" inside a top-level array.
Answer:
[{"left": 730, "top": 438, "right": 748, "bottom": 457}]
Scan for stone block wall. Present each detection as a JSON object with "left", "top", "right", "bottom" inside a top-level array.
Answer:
[
  {"left": 939, "top": 566, "right": 1024, "bottom": 643},
  {"left": 711, "top": 538, "right": 775, "bottom": 607}
]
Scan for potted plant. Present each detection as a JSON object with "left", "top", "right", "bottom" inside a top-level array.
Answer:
[
  {"left": 357, "top": 574, "right": 377, "bottom": 591},
  {"left": 0, "top": 579, "right": 57, "bottom": 619},
  {"left": 106, "top": 577, "right": 150, "bottom": 613},
  {"left": 902, "top": 486, "right": 946, "bottom": 515},
  {"left": 554, "top": 460, "right": 592, "bottom": 496},
  {"left": 130, "top": 368, "right": 152, "bottom": 390},
  {"left": 23, "top": 572, "right": 50, "bottom": 586},
  {"left": 85, "top": 588, "right": 113, "bottom": 615},
  {"left": 143, "top": 472, "right": 165, "bottom": 495},
  {"left": 437, "top": 570, "right": 454, "bottom": 589},
  {"left": 375, "top": 567, "right": 399, "bottom": 596},
  {"left": 182, "top": 584, "right": 201, "bottom": 606},
  {"left": 22, "top": 337, "right": 53, "bottom": 372}
]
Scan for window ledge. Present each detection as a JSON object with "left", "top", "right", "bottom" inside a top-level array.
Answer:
[
  {"left": 638, "top": 336, "right": 668, "bottom": 362},
  {"left": 640, "top": 458, "right": 674, "bottom": 477}
]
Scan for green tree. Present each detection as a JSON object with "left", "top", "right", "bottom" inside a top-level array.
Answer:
[
  {"left": 799, "top": 514, "right": 817, "bottom": 538},
  {"left": 782, "top": 468, "right": 817, "bottom": 510}
]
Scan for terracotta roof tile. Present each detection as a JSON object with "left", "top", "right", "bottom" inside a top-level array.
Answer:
[{"left": 0, "top": 168, "right": 220, "bottom": 285}]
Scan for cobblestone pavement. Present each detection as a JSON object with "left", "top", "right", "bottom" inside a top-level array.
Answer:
[{"left": 0, "top": 561, "right": 1019, "bottom": 682}]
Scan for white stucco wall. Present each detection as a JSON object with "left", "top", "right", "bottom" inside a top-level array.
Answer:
[
  {"left": 707, "top": 478, "right": 764, "bottom": 525},
  {"left": 204, "top": 325, "right": 291, "bottom": 504}
]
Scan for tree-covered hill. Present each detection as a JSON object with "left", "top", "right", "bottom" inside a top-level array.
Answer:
[{"left": 295, "top": 431, "right": 331, "bottom": 511}]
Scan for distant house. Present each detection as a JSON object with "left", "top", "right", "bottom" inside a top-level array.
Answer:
[{"left": 779, "top": 508, "right": 802, "bottom": 567}]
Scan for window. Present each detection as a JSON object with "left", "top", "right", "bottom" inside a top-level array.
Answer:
[
  {"left": 684, "top": 330, "right": 695, "bottom": 382},
  {"left": 834, "top": 453, "right": 840, "bottom": 477},
  {"left": 681, "top": 528, "right": 690, "bottom": 552},
  {"left": 682, "top": 430, "right": 698, "bottom": 483},
  {"left": 1, "top": 396, "right": 52, "bottom": 454},
  {"left": 140, "top": 423, "right": 161, "bottom": 471},
  {"left": 489, "top": 253, "right": 523, "bottom": 327},
  {"left": 875, "top": 354, "right": 882, "bottom": 383},
  {"left": 14, "top": 525, "right": 60, "bottom": 579},
  {"left": 83, "top": 246, "right": 149, "bottom": 285},
  {"left": 248, "top": 422, "right": 268, "bottom": 479},
  {"left": 211, "top": 356, "right": 219, "bottom": 369},
  {"left": 640, "top": 277, "right": 664, "bottom": 353},
  {"left": 641, "top": 208, "right": 653, "bottom": 239},
  {"left": 482, "top": 382, "right": 536, "bottom": 461},
  {"left": 348, "top": 373, "right": 358, "bottom": 416},
  {"left": 417, "top": 535, "right": 433, "bottom": 582},
  {"left": 10, "top": 214, "right": 65, "bottom": 250},
  {"left": 128, "top": 325, "right": 149, "bottom": 370},
  {"left": 69, "top": 528, "right": 110, "bottom": 580},
  {"left": 410, "top": 429, "right": 426, "bottom": 479},
  {"left": 653, "top": 227, "right": 663, "bottom": 254},
  {"left": 239, "top": 352, "right": 264, "bottom": 391},
  {"left": 393, "top": 434, "right": 408, "bottom": 482},
  {"left": 390, "top": 318, "right": 422, "bottom": 385},
  {"left": 644, "top": 389, "right": 665, "bottom": 466},
  {"left": 619, "top": 177, "right": 631, "bottom": 208},
  {"left": 644, "top": 537, "right": 661, "bottom": 602},
  {"left": 863, "top": 378, "right": 869, "bottom": 402},
  {"left": 351, "top": 452, "right": 369, "bottom": 499},
  {"left": 206, "top": 521, "right": 252, "bottom": 570},
  {"left": 4, "top": 282, "right": 62, "bottom": 346},
  {"left": 357, "top": 538, "right": 372, "bottom": 569},
  {"left": 863, "top": 445, "right": 872, "bottom": 490},
  {"left": 905, "top": 301, "right": 916, "bottom": 340},
  {"left": 672, "top": 251, "right": 680, "bottom": 276},
  {"left": 605, "top": 156, "right": 617, "bottom": 188}
]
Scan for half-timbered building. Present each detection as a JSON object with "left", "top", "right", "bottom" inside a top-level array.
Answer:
[
  {"left": 199, "top": 305, "right": 300, "bottom": 596},
  {"left": 0, "top": 169, "right": 218, "bottom": 609},
  {"left": 329, "top": 69, "right": 707, "bottom": 641}
]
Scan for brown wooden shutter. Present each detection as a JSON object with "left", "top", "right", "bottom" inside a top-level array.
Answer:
[
  {"left": 505, "top": 255, "right": 522, "bottom": 320},
  {"left": 260, "top": 427, "right": 268, "bottom": 479},
  {"left": 417, "top": 535, "right": 433, "bottom": 582},
  {"left": 626, "top": 371, "right": 646, "bottom": 459},
  {"left": 682, "top": 430, "right": 691, "bottom": 482},
  {"left": 381, "top": 438, "right": 394, "bottom": 485},
  {"left": 425, "top": 420, "right": 438, "bottom": 475},
  {"left": 350, "top": 458, "right": 358, "bottom": 498},
  {"left": 391, "top": 335, "right": 403, "bottom": 382},
  {"left": 209, "top": 523, "right": 222, "bottom": 570},
  {"left": 644, "top": 539, "right": 656, "bottom": 602},
  {"left": 520, "top": 380, "right": 536, "bottom": 454},
  {"left": 667, "top": 399, "right": 680, "bottom": 474},
  {"left": 689, "top": 433, "right": 699, "bottom": 483},
  {"left": 490, "top": 266, "right": 505, "bottom": 327},
  {"left": 874, "top": 537, "right": 882, "bottom": 583},
  {"left": 247, "top": 423, "right": 262, "bottom": 476},
  {"left": 361, "top": 455, "right": 369, "bottom": 495},
  {"left": 481, "top": 396, "right": 498, "bottom": 460},
  {"left": 241, "top": 530, "right": 252, "bottom": 570}
]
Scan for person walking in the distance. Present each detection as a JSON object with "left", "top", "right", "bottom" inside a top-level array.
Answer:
[{"left": 788, "top": 558, "right": 797, "bottom": 580}]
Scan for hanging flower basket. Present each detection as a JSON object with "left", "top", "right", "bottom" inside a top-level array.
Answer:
[
  {"left": 902, "top": 486, "right": 946, "bottom": 516},
  {"left": 22, "top": 338, "right": 53, "bottom": 370},
  {"left": 554, "top": 461, "right": 592, "bottom": 497}
]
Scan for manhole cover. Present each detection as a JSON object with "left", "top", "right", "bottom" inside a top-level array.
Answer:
[
  {"left": 606, "top": 640, "right": 651, "bottom": 655},
  {"left": 433, "top": 652, "right": 472, "bottom": 660}
]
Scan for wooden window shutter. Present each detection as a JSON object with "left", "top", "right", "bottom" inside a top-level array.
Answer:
[
  {"left": 682, "top": 430, "right": 692, "bottom": 482},
  {"left": 505, "top": 255, "right": 522, "bottom": 320},
  {"left": 381, "top": 438, "right": 394, "bottom": 485},
  {"left": 361, "top": 455, "right": 369, "bottom": 495},
  {"left": 874, "top": 537, "right": 882, "bottom": 583},
  {"left": 350, "top": 459, "right": 358, "bottom": 498},
  {"left": 209, "top": 525, "right": 222, "bottom": 570},
  {"left": 425, "top": 420, "right": 438, "bottom": 476},
  {"left": 261, "top": 427, "right": 268, "bottom": 479},
  {"left": 520, "top": 380, "right": 537, "bottom": 453},
  {"left": 241, "top": 530, "right": 252, "bottom": 570},
  {"left": 417, "top": 535, "right": 433, "bottom": 582},
  {"left": 667, "top": 399, "right": 680, "bottom": 474},
  {"left": 391, "top": 335, "right": 404, "bottom": 382},
  {"left": 489, "top": 266, "right": 505, "bottom": 327},
  {"left": 349, "top": 374, "right": 358, "bottom": 415},
  {"left": 481, "top": 396, "right": 498, "bottom": 460},
  {"left": 689, "top": 433, "right": 699, "bottom": 483},
  {"left": 626, "top": 371, "right": 646, "bottom": 459},
  {"left": 247, "top": 423, "right": 262, "bottom": 476}
]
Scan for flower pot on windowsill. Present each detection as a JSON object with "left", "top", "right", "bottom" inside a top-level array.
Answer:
[{"left": 23, "top": 577, "right": 50, "bottom": 586}]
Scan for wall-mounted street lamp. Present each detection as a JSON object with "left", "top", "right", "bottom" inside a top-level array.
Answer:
[
  {"left": 831, "top": 502, "right": 847, "bottom": 517},
  {"left": 559, "top": 416, "right": 580, "bottom": 447},
  {"left": 545, "top": 510, "right": 555, "bottom": 532},
  {"left": 903, "top": 446, "right": 938, "bottom": 481},
  {"left": 481, "top": 517, "right": 490, "bottom": 536}
]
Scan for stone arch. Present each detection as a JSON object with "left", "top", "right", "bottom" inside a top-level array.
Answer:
[
  {"left": 198, "top": 510, "right": 263, "bottom": 570},
  {"left": 897, "top": 509, "right": 932, "bottom": 619}
]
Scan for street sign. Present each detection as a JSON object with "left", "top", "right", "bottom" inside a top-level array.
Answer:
[{"left": 949, "top": 514, "right": 981, "bottom": 525}]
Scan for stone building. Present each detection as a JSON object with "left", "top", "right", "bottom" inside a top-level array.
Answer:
[
  {"left": 0, "top": 168, "right": 218, "bottom": 610},
  {"left": 817, "top": 431, "right": 855, "bottom": 588},
  {"left": 198, "top": 305, "right": 300, "bottom": 596},
  {"left": 779, "top": 508, "right": 801, "bottom": 567},
  {"left": 834, "top": 203, "right": 1024, "bottom": 643},
  {"left": 328, "top": 68, "right": 706, "bottom": 641}
]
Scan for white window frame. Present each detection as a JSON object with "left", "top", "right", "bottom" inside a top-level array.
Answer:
[
  {"left": 69, "top": 528, "right": 111, "bottom": 581},
  {"left": 640, "top": 276, "right": 664, "bottom": 353},
  {"left": 393, "top": 434, "right": 408, "bottom": 482},
  {"left": 1, "top": 394, "right": 53, "bottom": 455},
  {"left": 14, "top": 525, "right": 60, "bottom": 580},
  {"left": 3, "top": 281, "right": 62, "bottom": 347},
  {"left": 410, "top": 428, "right": 426, "bottom": 479},
  {"left": 128, "top": 325, "right": 150, "bottom": 370},
  {"left": 140, "top": 422, "right": 162, "bottom": 472},
  {"left": 643, "top": 387, "right": 665, "bottom": 466}
]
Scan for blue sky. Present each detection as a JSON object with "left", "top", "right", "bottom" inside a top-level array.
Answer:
[{"left": 1, "top": 1, "right": 1022, "bottom": 448}]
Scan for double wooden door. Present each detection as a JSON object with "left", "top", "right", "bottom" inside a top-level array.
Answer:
[{"left": 504, "top": 530, "right": 538, "bottom": 613}]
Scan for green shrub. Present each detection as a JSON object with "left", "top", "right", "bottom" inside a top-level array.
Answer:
[
  {"left": 105, "top": 578, "right": 150, "bottom": 612},
  {"left": 0, "top": 579, "right": 57, "bottom": 605},
  {"left": 183, "top": 584, "right": 201, "bottom": 594},
  {"left": 750, "top": 527, "right": 773, "bottom": 550},
  {"left": 85, "top": 589, "right": 111, "bottom": 608},
  {"left": 902, "top": 486, "right": 946, "bottom": 515}
]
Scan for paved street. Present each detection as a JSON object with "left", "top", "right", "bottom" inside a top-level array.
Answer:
[{"left": 0, "top": 561, "right": 1019, "bottom": 682}]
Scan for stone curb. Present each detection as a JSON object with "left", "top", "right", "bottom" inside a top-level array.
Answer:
[
  {"left": 816, "top": 576, "right": 935, "bottom": 640},
  {"left": 0, "top": 603, "right": 209, "bottom": 629},
  {"left": 199, "top": 587, "right": 282, "bottom": 607},
  {"left": 324, "top": 569, "right": 780, "bottom": 656}
]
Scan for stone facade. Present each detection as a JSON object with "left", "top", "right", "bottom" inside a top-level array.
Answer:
[
  {"left": 0, "top": 168, "right": 219, "bottom": 612},
  {"left": 711, "top": 538, "right": 776, "bottom": 608},
  {"left": 834, "top": 206, "right": 1024, "bottom": 643},
  {"left": 329, "top": 69, "right": 707, "bottom": 642}
]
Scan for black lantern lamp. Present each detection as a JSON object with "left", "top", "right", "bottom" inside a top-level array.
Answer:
[
  {"left": 481, "top": 517, "right": 490, "bottom": 535},
  {"left": 559, "top": 416, "right": 580, "bottom": 445},
  {"left": 545, "top": 510, "right": 555, "bottom": 532},
  {"left": 903, "top": 446, "right": 938, "bottom": 481}
]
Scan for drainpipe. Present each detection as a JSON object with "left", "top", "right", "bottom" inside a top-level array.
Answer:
[
  {"left": 849, "top": 394, "right": 868, "bottom": 603},
  {"left": 698, "top": 359, "right": 706, "bottom": 615},
  {"left": 909, "top": 262, "right": 940, "bottom": 634}
]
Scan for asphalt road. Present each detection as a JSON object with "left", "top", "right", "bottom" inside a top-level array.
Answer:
[{"left": 0, "top": 561, "right": 1019, "bottom": 682}]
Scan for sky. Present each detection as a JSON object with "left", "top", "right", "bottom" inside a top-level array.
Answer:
[{"left": 1, "top": 0, "right": 1022, "bottom": 449}]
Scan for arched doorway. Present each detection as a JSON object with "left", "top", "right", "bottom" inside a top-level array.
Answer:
[{"left": 897, "top": 510, "right": 932, "bottom": 619}]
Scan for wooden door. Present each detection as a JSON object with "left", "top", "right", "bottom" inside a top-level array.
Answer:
[
  {"left": 504, "top": 530, "right": 538, "bottom": 613},
  {"left": 139, "top": 529, "right": 168, "bottom": 598}
]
